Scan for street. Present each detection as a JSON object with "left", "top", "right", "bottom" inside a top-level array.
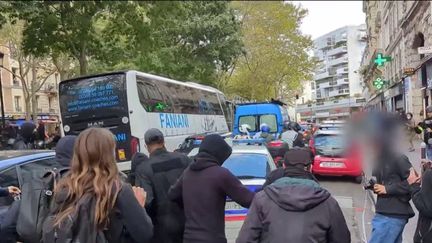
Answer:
[{"left": 226, "top": 139, "right": 423, "bottom": 243}]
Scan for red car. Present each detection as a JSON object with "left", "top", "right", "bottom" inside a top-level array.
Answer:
[{"left": 309, "top": 130, "right": 363, "bottom": 183}]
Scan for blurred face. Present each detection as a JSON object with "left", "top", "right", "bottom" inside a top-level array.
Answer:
[
  {"left": 427, "top": 111, "right": 432, "bottom": 119},
  {"left": 406, "top": 114, "right": 412, "bottom": 120}
]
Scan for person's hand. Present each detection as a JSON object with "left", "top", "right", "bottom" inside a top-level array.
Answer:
[
  {"left": 407, "top": 168, "right": 421, "bottom": 185},
  {"left": 373, "top": 184, "right": 387, "bottom": 195},
  {"left": 427, "top": 128, "right": 432, "bottom": 133},
  {"left": 132, "top": 186, "right": 146, "bottom": 208},
  {"left": 8, "top": 186, "right": 21, "bottom": 196}
]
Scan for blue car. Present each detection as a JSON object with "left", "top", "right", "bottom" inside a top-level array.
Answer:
[{"left": 0, "top": 151, "right": 57, "bottom": 208}]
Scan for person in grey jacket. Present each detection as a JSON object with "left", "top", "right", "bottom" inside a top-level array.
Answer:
[{"left": 236, "top": 149, "right": 350, "bottom": 243}]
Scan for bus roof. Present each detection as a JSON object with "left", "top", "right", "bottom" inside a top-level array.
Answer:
[{"left": 59, "top": 70, "right": 224, "bottom": 95}]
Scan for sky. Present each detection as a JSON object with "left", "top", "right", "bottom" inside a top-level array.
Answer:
[{"left": 290, "top": 1, "right": 366, "bottom": 40}]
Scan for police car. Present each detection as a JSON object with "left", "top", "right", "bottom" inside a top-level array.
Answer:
[{"left": 188, "top": 139, "right": 276, "bottom": 221}]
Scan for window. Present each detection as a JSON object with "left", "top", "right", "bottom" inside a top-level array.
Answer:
[
  {"left": 12, "top": 67, "right": 19, "bottom": 86},
  {"left": 239, "top": 116, "right": 257, "bottom": 132},
  {"left": 136, "top": 77, "right": 172, "bottom": 113},
  {"left": 222, "top": 154, "right": 269, "bottom": 179},
  {"left": 14, "top": 96, "right": 21, "bottom": 112}
]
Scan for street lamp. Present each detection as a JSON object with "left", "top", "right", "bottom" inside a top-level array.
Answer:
[{"left": 0, "top": 53, "right": 6, "bottom": 128}]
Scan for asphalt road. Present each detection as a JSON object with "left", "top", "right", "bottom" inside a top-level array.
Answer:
[{"left": 225, "top": 139, "right": 422, "bottom": 243}]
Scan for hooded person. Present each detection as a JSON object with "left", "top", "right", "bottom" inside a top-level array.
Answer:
[
  {"left": 55, "top": 135, "right": 77, "bottom": 167},
  {"left": 262, "top": 147, "right": 317, "bottom": 188},
  {"left": 236, "top": 148, "right": 350, "bottom": 243},
  {"left": 169, "top": 134, "right": 255, "bottom": 243}
]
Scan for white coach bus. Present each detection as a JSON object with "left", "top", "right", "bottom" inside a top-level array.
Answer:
[{"left": 58, "top": 71, "right": 230, "bottom": 171}]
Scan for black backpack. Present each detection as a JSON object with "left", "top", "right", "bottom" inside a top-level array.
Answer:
[
  {"left": 16, "top": 168, "right": 69, "bottom": 243},
  {"left": 42, "top": 194, "right": 108, "bottom": 243}
]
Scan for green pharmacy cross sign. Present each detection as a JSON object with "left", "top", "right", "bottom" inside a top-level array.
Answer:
[
  {"left": 374, "top": 53, "right": 392, "bottom": 66},
  {"left": 373, "top": 77, "right": 387, "bottom": 89},
  {"left": 155, "top": 102, "right": 168, "bottom": 111}
]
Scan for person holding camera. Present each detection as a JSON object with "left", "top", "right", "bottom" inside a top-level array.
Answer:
[
  {"left": 407, "top": 160, "right": 432, "bottom": 243},
  {"left": 369, "top": 152, "right": 415, "bottom": 243}
]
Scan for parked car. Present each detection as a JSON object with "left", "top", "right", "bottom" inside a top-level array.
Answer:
[
  {"left": 309, "top": 130, "right": 363, "bottom": 183},
  {"left": 188, "top": 143, "right": 276, "bottom": 221},
  {"left": 0, "top": 151, "right": 57, "bottom": 210}
]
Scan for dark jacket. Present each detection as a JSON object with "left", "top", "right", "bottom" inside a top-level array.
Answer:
[
  {"left": 107, "top": 184, "right": 153, "bottom": 243},
  {"left": 410, "top": 169, "right": 432, "bottom": 243},
  {"left": 135, "top": 148, "right": 190, "bottom": 243},
  {"left": 373, "top": 154, "right": 415, "bottom": 218},
  {"left": 236, "top": 177, "right": 350, "bottom": 243},
  {"left": 55, "top": 135, "right": 77, "bottom": 167},
  {"left": 169, "top": 134, "right": 255, "bottom": 243},
  {"left": 0, "top": 188, "right": 9, "bottom": 197},
  {"left": 52, "top": 183, "right": 153, "bottom": 243},
  {"left": 128, "top": 152, "right": 149, "bottom": 186}
]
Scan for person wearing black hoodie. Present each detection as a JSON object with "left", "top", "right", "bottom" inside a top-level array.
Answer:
[
  {"left": 55, "top": 135, "right": 77, "bottom": 167},
  {"left": 407, "top": 163, "right": 432, "bottom": 243},
  {"left": 169, "top": 134, "right": 255, "bottom": 243},
  {"left": 236, "top": 148, "right": 350, "bottom": 243}
]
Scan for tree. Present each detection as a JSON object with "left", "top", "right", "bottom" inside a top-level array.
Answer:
[
  {"left": 224, "top": 1, "right": 316, "bottom": 103},
  {"left": 0, "top": 21, "right": 56, "bottom": 120},
  {"left": 0, "top": 1, "right": 243, "bottom": 86}
]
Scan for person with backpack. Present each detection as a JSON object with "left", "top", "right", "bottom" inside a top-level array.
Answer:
[
  {"left": 135, "top": 128, "right": 191, "bottom": 243},
  {"left": 280, "top": 122, "right": 304, "bottom": 148},
  {"left": 128, "top": 152, "right": 149, "bottom": 186},
  {"left": 236, "top": 148, "right": 350, "bottom": 243},
  {"left": 42, "top": 127, "right": 153, "bottom": 243},
  {"left": 168, "top": 134, "right": 255, "bottom": 243},
  {"left": 407, "top": 161, "right": 432, "bottom": 243}
]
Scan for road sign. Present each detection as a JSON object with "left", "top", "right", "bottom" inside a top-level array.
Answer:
[
  {"left": 418, "top": 46, "right": 432, "bottom": 55},
  {"left": 374, "top": 53, "right": 392, "bottom": 66}
]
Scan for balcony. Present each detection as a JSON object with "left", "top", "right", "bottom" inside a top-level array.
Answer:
[
  {"left": 328, "top": 55, "right": 348, "bottom": 67},
  {"left": 336, "top": 77, "right": 349, "bottom": 85},
  {"left": 314, "top": 71, "right": 329, "bottom": 80},
  {"left": 328, "top": 45, "right": 348, "bottom": 56},
  {"left": 337, "top": 67, "right": 349, "bottom": 74},
  {"left": 329, "top": 88, "right": 350, "bottom": 97}
]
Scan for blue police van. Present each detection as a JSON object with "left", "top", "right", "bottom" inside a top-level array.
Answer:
[{"left": 232, "top": 100, "right": 290, "bottom": 137}]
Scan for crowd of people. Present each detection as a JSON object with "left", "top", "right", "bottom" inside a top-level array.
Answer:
[
  {"left": 0, "top": 121, "right": 61, "bottom": 150},
  {"left": 0, "top": 112, "right": 430, "bottom": 242}
]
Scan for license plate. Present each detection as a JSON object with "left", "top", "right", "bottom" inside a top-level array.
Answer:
[
  {"left": 225, "top": 201, "right": 244, "bottom": 211},
  {"left": 320, "top": 162, "right": 345, "bottom": 168}
]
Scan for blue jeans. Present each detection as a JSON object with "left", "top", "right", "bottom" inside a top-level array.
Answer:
[
  {"left": 427, "top": 144, "right": 432, "bottom": 160},
  {"left": 369, "top": 214, "right": 408, "bottom": 243}
]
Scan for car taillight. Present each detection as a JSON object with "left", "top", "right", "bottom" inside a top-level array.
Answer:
[{"left": 131, "top": 136, "right": 140, "bottom": 156}]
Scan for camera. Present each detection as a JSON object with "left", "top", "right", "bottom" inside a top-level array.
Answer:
[{"left": 364, "top": 177, "right": 377, "bottom": 190}]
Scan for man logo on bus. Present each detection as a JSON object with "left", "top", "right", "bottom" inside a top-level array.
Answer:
[{"left": 159, "top": 113, "right": 189, "bottom": 129}]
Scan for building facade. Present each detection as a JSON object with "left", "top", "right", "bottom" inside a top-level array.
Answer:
[
  {"left": 362, "top": 1, "right": 432, "bottom": 123},
  {"left": 296, "top": 25, "right": 367, "bottom": 122},
  {"left": 0, "top": 45, "right": 60, "bottom": 126}
]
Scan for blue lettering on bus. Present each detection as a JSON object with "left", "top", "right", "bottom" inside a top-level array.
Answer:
[
  {"left": 159, "top": 113, "right": 189, "bottom": 128},
  {"left": 115, "top": 133, "right": 127, "bottom": 142}
]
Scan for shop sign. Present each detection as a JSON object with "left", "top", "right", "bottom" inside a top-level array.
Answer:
[
  {"left": 403, "top": 67, "right": 415, "bottom": 76},
  {"left": 418, "top": 46, "right": 432, "bottom": 55}
]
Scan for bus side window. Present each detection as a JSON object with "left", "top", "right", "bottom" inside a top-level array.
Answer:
[{"left": 137, "top": 77, "right": 171, "bottom": 113}]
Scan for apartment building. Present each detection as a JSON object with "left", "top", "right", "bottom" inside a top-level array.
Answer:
[
  {"left": 362, "top": 1, "right": 432, "bottom": 122},
  {"left": 296, "top": 25, "right": 367, "bottom": 122},
  {"left": 0, "top": 45, "right": 60, "bottom": 125}
]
